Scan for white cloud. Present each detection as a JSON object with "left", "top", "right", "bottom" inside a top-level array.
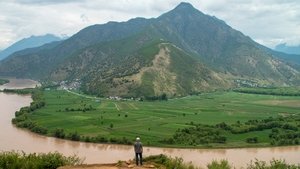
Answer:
[
  {"left": 0, "top": 0, "right": 299, "bottom": 49},
  {"left": 193, "top": 0, "right": 300, "bottom": 48},
  {"left": 12, "top": 0, "right": 84, "bottom": 5}
]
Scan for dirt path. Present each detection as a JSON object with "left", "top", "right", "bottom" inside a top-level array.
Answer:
[
  {"left": 114, "top": 103, "right": 120, "bottom": 111},
  {"left": 65, "top": 89, "right": 100, "bottom": 100}
]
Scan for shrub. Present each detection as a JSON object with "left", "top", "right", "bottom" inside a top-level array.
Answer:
[
  {"left": 246, "top": 137, "right": 258, "bottom": 143},
  {"left": 84, "top": 136, "right": 91, "bottom": 142},
  {"left": 109, "top": 137, "right": 118, "bottom": 143},
  {"left": 68, "top": 132, "right": 81, "bottom": 141},
  {"left": 31, "top": 125, "right": 48, "bottom": 134},
  {"left": 94, "top": 135, "right": 108, "bottom": 143},
  {"left": 207, "top": 160, "right": 231, "bottom": 169},
  {"left": 0, "top": 151, "right": 82, "bottom": 169},
  {"left": 168, "top": 124, "right": 227, "bottom": 145},
  {"left": 54, "top": 128, "right": 65, "bottom": 138},
  {"left": 144, "top": 154, "right": 196, "bottom": 169},
  {"left": 247, "top": 159, "right": 299, "bottom": 169}
]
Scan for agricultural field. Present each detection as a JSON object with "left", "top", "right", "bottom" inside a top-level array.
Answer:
[{"left": 15, "top": 89, "right": 300, "bottom": 148}]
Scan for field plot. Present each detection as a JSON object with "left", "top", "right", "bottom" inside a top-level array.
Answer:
[{"left": 27, "top": 90, "right": 300, "bottom": 147}]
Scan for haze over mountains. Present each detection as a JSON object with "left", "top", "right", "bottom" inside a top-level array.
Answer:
[
  {"left": 0, "top": 2, "right": 300, "bottom": 97},
  {"left": 275, "top": 43, "right": 300, "bottom": 55},
  {"left": 0, "top": 34, "right": 62, "bottom": 61}
]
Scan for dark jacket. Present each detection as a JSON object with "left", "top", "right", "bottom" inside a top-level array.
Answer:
[{"left": 134, "top": 141, "right": 143, "bottom": 153}]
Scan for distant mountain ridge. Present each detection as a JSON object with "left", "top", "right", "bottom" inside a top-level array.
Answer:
[
  {"left": 0, "top": 2, "right": 299, "bottom": 97},
  {"left": 0, "top": 34, "right": 62, "bottom": 60},
  {"left": 273, "top": 43, "right": 300, "bottom": 65},
  {"left": 275, "top": 43, "right": 300, "bottom": 55}
]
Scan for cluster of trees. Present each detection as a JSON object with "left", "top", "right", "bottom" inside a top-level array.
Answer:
[
  {"left": 83, "top": 135, "right": 132, "bottom": 144},
  {"left": 218, "top": 116, "right": 299, "bottom": 145},
  {"left": 62, "top": 105, "right": 95, "bottom": 112},
  {"left": 269, "top": 128, "right": 300, "bottom": 146},
  {"left": 54, "top": 128, "right": 66, "bottom": 138},
  {"left": 163, "top": 124, "right": 227, "bottom": 145},
  {"left": 3, "top": 88, "right": 34, "bottom": 94},
  {"left": 234, "top": 87, "right": 300, "bottom": 96},
  {"left": 165, "top": 115, "right": 300, "bottom": 146},
  {"left": 216, "top": 116, "right": 299, "bottom": 136},
  {"left": 143, "top": 93, "right": 168, "bottom": 101},
  {"left": 12, "top": 120, "right": 48, "bottom": 135},
  {"left": 12, "top": 89, "right": 47, "bottom": 134},
  {"left": 52, "top": 128, "right": 133, "bottom": 144},
  {"left": 53, "top": 129, "right": 81, "bottom": 141}
]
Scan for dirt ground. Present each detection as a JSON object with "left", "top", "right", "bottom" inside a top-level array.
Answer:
[{"left": 58, "top": 160, "right": 163, "bottom": 169}]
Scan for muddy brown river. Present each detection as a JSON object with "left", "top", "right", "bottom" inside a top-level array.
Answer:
[{"left": 0, "top": 79, "right": 299, "bottom": 168}]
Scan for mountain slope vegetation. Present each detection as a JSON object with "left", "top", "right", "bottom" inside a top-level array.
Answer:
[{"left": 0, "top": 2, "right": 299, "bottom": 97}]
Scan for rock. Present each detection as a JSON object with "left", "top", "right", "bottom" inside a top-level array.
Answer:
[
  {"left": 128, "top": 164, "right": 135, "bottom": 168},
  {"left": 147, "top": 164, "right": 155, "bottom": 168}
]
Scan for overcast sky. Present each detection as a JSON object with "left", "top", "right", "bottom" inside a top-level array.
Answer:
[{"left": 1, "top": 0, "right": 300, "bottom": 50}]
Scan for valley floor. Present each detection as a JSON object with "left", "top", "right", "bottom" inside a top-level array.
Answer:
[{"left": 11, "top": 88, "right": 300, "bottom": 148}]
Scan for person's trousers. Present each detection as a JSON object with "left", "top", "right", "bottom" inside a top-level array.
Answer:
[{"left": 135, "top": 153, "right": 143, "bottom": 165}]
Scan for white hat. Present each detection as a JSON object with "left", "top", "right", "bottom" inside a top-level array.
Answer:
[{"left": 136, "top": 137, "right": 140, "bottom": 141}]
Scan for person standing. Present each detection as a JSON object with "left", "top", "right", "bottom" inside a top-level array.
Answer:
[{"left": 134, "top": 137, "right": 143, "bottom": 166}]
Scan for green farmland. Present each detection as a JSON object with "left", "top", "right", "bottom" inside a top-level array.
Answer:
[{"left": 16, "top": 89, "right": 300, "bottom": 148}]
